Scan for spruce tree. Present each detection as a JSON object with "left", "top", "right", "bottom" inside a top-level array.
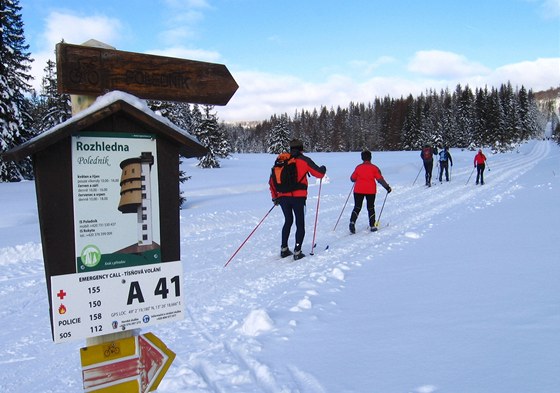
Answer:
[
  {"left": 0, "top": 0, "right": 34, "bottom": 181},
  {"left": 147, "top": 100, "right": 195, "bottom": 208},
  {"left": 196, "top": 105, "right": 231, "bottom": 168},
  {"left": 266, "top": 114, "right": 292, "bottom": 153},
  {"left": 35, "top": 59, "right": 71, "bottom": 132},
  {"left": 455, "top": 84, "right": 475, "bottom": 148}
]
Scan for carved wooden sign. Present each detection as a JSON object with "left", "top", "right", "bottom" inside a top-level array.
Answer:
[{"left": 56, "top": 42, "right": 239, "bottom": 105}]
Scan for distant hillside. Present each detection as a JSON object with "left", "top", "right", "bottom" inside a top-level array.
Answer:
[
  {"left": 534, "top": 86, "right": 559, "bottom": 118},
  {"left": 534, "top": 86, "right": 560, "bottom": 101}
]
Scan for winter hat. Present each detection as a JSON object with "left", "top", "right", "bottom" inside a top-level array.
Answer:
[
  {"left": 289, "top": 139, "right": 304, "bottom": 151},
  {"left": 361, "top": 150, "right": 372, "bottom": 161}
]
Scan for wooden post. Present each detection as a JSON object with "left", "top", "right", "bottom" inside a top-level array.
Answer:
[
  {"left": 69, "top": 40, "right": 115, "bottom": 116},
  {"left": 71, "top": 40, "right": 135, "bottom": 348}
]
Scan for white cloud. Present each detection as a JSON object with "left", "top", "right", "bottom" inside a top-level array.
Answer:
[
  {"left": 216, "top": 57, "right": 560, "bottom": 122},
  {"left": 216, "top": 70, "right": 428, "bottom": 122},
  {"left": 43, "top": 12, "right": 123, "bottom": 49},
  {"left": 408, "top": 50, "right": 491, "bottom": 79},
  {"left": 159, "top": 0, "right": 211, "bottom": 45},
  {"left": 486, "top": 58, "right": 560, "bottom": 90},
  {"left": 349, "top": 56, "right": 397, "bottom": 76},
  {"left": 29, "top": 11, "right": 124, "bottom": 92},
  {"left": 523, "top": 0, "right": 560, "bottom": 19},
  {"left": 539, "top": 0, "right": 560, "bottom": 19}
]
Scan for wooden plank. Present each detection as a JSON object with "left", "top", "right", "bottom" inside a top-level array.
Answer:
[{"left": 56, "top": 43, "right": 238, "bottom": 105}]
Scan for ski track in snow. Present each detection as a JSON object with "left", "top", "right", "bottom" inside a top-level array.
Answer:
[
  {"left": 158, "top": 142, "right": 550, "bottom": 392},
  {"left": 0, "top": 141, "right": 552, "bottom": 392}
]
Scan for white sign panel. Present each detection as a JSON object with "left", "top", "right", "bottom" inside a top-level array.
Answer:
[{"left": 51, "top": 261, "right": 184, "bottom": 343}]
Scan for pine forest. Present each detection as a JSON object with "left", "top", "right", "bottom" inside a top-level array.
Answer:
[{"left": 1, "top": 0, "right": 559, "bottom": 181}]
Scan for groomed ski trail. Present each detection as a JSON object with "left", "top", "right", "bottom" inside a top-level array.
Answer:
[{"left": 161, "top": 140, "right": 552, "bottom": 392}]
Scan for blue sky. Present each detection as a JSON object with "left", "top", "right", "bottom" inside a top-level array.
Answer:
[{"left": 21, "top": 0, "right": 560, "bottom": 122}]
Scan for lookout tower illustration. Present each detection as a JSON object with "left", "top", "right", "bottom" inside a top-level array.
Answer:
[{"left": 118, "top": 152, "right": 159, "bottom": 252}]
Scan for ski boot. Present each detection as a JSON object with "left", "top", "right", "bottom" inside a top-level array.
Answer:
[{"left": 280, "top": 247, "right": 293, "bottom": 258}]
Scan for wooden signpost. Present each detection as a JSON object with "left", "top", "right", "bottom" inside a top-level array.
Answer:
[
  {"left": 56, "top": 42, "right": 238, "bottom": 105},
  {"left": 1, "top": 40, "right": 238, "bottom": 392}
]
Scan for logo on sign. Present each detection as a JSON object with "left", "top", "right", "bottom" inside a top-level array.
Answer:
[{"left": 80, "top": 245, "right": 101, "bottom": 268}]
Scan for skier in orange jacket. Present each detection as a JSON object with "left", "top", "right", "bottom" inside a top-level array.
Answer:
[{"left": 269, "top": 139, "right": 326, "bottom": 260}]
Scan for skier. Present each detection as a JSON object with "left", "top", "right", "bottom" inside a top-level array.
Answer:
[
  {"left": 349, "top": 150, "right": 392, "bottom": 233},
  {"left": 438, "top": 146, "right": 453, "bottom": 182},
  {"left": 420, "top": 144, "right": 438, "bottom": 187},
  {"left": 269, "top": 139, "right": 326, "bottom": 260},
  {"left": 474, "top": 149, "right": 487, "bottom": 185}
]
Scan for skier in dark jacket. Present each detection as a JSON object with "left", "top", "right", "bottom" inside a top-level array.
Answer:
[
  {"left": 269, "top": 139, "right": 326, "bottom": 260},
  {"left": 349, "top": 150, "right": 391, "bottom": 233},
  {"left": 420, "top": 144, "right": 438, "bottom": 187},
  {"left": 438, "top": 147, "right": 453, "bottom": 182}
]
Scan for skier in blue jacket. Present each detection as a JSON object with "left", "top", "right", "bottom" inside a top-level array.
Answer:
[{"left": 438, "top": 147, "right": 453, "bottom": 182}]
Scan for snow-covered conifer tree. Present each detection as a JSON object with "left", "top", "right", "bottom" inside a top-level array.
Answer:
[
  {"left": 266, "top": 114, "right": 292, "bottom": 153},
  {"left": 0, "top": 0, "right": 34, "bottom": 181},
  {"left": 196, "top": 105, "right": 231, "bottom": 168},
  {"left": 35, "top": 59, "right": 71, "bottom": 132}
]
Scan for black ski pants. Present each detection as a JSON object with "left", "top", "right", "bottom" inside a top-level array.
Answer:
[
  {"left": 279, "top": 196, "right": 306, "bottom": 251},
  {"left": 350, "top": 193, "right": 376, "bottom": 227},
  {"left": 439, "top": 160, "right": 450, "bottom": 181},
  {"left": 476, "top": 163, "right": 485, "bottom": 184},
  {"left": 423, "top": 160, "right": 434, "bottom": 185}
]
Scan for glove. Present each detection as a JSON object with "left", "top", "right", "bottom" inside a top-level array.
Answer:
[
  {"left": 272, "top": 198, "right": 279, "bottom": 206},
  {"left": 386, "top": 186, "right": 392, "bottom": 194},
  {"left": 319, "top": 165, "right": 326, "bottom": 173}
]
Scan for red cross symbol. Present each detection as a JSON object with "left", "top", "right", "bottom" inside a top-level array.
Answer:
[{"left": 57, "top": 289, "right": 67, "bottom": 300}]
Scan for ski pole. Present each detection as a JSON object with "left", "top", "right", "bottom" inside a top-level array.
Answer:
[
  {"left": 412, "top": 164, "right": 423, "bottom": 186},
  {"left": 310, "top": 178, "right": 323, "bottom": 255},
  {"left": 224, "top": 204, "right": 276, "bottom": 267},
  {"left": 333, "top": 183, "right": 354, "bottom": 231},
  {"left": 375, "top": 191, "right": 389, "bottom": 227},
  {"left": 466, "top": 166, "right": 475, "bottom": 185}
]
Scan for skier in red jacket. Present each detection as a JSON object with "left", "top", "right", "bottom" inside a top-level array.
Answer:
[
  {"left": 474, "top": 149, "right": 487, "bottom": 185},
  {"left": 349, "top": 150, "right": 391, "bottom": 233}
]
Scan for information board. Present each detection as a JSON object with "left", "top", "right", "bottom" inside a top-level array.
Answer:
[
  {"left": 72, "top": 132, "right": 161, "bottom": 272},
  {"left": 51, "top": 261, "right": 184, "bottom": 343},
  {"left": 48, "top": 132, "right": 185, "bottom": 343}
]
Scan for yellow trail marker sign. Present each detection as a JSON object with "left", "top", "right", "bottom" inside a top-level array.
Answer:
[{"left": 80, "top": 332, "right": 175, "bottom": 392}]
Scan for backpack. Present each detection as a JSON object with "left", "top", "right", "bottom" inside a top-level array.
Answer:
[
  {"left": 422, "top": 146, "right": 433, "bottom": 160},
  {"left": 271, "top": 152, "right": 305, "bottom": 193},
  {"left": 439, "top": 150, "right": 447, "bottom": 161}
]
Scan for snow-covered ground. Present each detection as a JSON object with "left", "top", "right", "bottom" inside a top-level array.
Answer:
[{"left": 0, "top": 140, "right": 559, "bottom": 393}]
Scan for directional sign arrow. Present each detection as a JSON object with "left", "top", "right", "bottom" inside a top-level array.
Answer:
[
  {"left": 81, "top": 333, "right": 175, "bottom": 392},
  {"left": 138, "top": 333, "right": 176, "bottom": 392},
  {"left": 56, "top": 42, "right": 239, "bottom": 105}
]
